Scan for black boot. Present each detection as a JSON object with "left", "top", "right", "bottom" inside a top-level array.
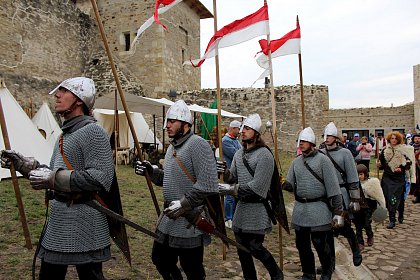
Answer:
[
  {"left": 387, "top": 212, "right": 396, "bottom": 229},
  {"left": 413, "top": 196, "right": 420, "bottom": 204},
  {"left": 347, "top": 235, "right": 362, "bottom": 266},
  {"left": 301, "top": 273, "right": 316, "bottom": 280}
]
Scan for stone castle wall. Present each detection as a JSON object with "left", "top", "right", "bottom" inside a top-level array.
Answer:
[
  {"left": 327, "top": 104, "right": 415, "bottom": 136},
  {"left": 0, "top": 0, "right": 97, "bottom": 109},
  {"left": 177, "top": 85, "right": 329, "bottom": 152},
  {"left": 0, "top": 1, "right": 417, "bottom": 153}
]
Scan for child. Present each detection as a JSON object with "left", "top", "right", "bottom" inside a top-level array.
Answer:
[{"left": 353, "top": 164, "right": 386, "bottom": 250}]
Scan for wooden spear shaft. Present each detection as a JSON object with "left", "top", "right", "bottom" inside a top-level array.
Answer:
[
  {"left": 212, "top": 0, "right": 227, "bottom": 261},
  {"left": 264, "top": 0, "right": 284, "bottom": 269},
  {"left": 0, "top": 89, "right": 32, "bottom": 249},
  {"left": 90, "top": 0, "right": 160, "bottom": 216},
  {"left": 297, "top": 16, "right": 306, "bottom": 129}
]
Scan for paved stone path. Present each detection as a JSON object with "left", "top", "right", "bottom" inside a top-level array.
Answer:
[{"left": 213, "top": 195, "right": 419, "bottom": 279}]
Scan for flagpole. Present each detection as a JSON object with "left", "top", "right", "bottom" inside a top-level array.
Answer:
[
  {"left": 297, "top": 16, "right": 306, "bottom": 128},
  {"left": 90, "top": 0, "right": 161, "bottom": 216},
  {"left": 212, "top": 0, "right": 227, "bottom": 261},
  {"left": 264, "top": 0, "right": 284, "bottom": 270}
]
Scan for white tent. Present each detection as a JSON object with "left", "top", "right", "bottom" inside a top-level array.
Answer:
[
  {"left": 0, "top": 83, "right": 53, "bottom": 180},
  {"left": 95, "top": 93, "right": 245, "bottom": 119},
  {"left": 93, "top": 109, "right": 162, "bottom": 150},
  {"left": 32, "top": 102, "right": 62, "bottom": 149}
]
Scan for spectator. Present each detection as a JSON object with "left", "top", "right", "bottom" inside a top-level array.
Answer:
[
  {"left": 410, "top": 134, "right": 420, "bottom": 203},
  {"left": 222, "top": 120, "right": 242, "bottom": 228},
  {"left": 356, "top": 136, "right": 373, "bottom": 172},
  {"left": 347, "top": 133, "right": 360, "bottom": 158},
  {"left": 377, "top": 132, "right": 412, "bottom": 229}
]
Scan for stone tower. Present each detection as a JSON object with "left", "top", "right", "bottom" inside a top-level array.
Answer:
[
  {"left": 414, "top": 64, "right": 420, "bottom": 131},
  {"left": 80, "top": 0, "right": 212, "bottom": 98}
]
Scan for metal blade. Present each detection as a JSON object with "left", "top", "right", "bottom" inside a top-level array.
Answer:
[
  {"left": 212, "top": 229, "right": 250, "bottom": 253},
  {"left": 86, "top": 200, "right": 158, "bottom": 239}
]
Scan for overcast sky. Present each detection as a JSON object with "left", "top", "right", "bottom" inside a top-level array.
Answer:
[{"left": 196, "top": 0, "right": 420, "bottom": 109}]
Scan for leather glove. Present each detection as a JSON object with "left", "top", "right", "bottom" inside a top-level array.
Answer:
[
  {"left": 1, "top": 150, "right": 40, "bottom": 178},
  {"left": 163, "top": 196, "right": 192, "bottom": 219},
  {"left": 28, "top": 168, "right": 56, "bottom": 190},
  {"left": 218, "top": 183, "right": 238, "bottom": 196},
  {"left": 332, "top": 214, "right": 344, "bottom": 228},
  {"left": 135, "top": 160, "right": 158, "bottom": 176},
  {"left": 216, "top": 160, "right": 227, "bottom": 175},
  {"left": 349, "top": 201, "right": 361, "bottom": 212}
]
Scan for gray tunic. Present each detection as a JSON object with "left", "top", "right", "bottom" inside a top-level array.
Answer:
[
  {"left": 230, "top": 146, "right": 274, "bottom": 234},
  {"left": 152, "top": 131, "right": 219, "bottom": 248},
  {"left": 320, "top": 146, "right": 360, "bottom": 208},
  {"left": 286, "top": 151, "right": 342, "bottom": 229},
  {"left": 42, "top": 123, "right": 114, "bottom": 253}
]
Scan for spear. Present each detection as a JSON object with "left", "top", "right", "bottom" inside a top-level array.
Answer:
[
  {"left": 90, "top": 0, "right": 161, "bottom": 216},
  {"left": 0, "top": 80, "right": 32, "bottom": 249},
  {"left": 297, "top": 16, "right": 306, "bottom": 128},
  {"left": 212, "top": 0, "right": 228, "bottom": 261},
  {"left": 264, "top": 0, "right": 284, "bottom": 269}
]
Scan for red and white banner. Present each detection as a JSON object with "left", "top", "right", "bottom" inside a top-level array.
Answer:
[
  {"left": 256, "top": 23, "right": 301, "bottom": 69},
  {"left": 252, "top": 23, "right": 301, "bottom": 85},
  {"left": 184, "top": 4, "right": 269, "bottom": 67},
  {"left": 154, "top": 0, "right": 178, "bottom": 31},
  {"left": 131, "top": 0, "right": 182, "bottom": 49}
]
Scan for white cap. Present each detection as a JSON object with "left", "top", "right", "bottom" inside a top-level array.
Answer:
[
  {"left": 164, "top": 100, "right": 192, "bottom": 127},
  {"left": 49, "top": 77, "right": 96, "bottom": 110},
  {"left": 323, "top": 122, "right": 338, "bottom": 141},
  {"left": 297, "top": 127, "right": 316, "bottom": 147},
  {"left": 229, "top": 120, "right": 241, "bottom": 128},
  {"left": 240, "top": 113, "right": 262, "bottom": 133}
]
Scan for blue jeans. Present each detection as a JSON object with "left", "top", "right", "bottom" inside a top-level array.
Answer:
[{"left": 224, "top": 195, "right": 236, "bottom": 221}]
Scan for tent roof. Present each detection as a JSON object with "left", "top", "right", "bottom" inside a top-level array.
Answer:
[
  {"left": 95, "top": 93, "right": 245, "bottom": 119},
  {"left": 0, "top": 83, "right": 53, "bottom": 179},
  {"left": 92, "top": 109, "right": 162, "bottom": 148},
  {"left": 32, "top": 102, "right": 62, "bottom": 149}
]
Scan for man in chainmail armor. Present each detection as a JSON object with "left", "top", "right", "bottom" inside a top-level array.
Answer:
[
  {"left": 1, "top": 77, "right": 115, "bottom": 279},
  {"left": 135, "top": 100, "right": 219, "bottom": 280},
  {"left": 218, "top": 113, "right": 284, "bottom": 280},
  {"left": 319, "top": 122, "right": 363, "bottom": 273},
  {"left": 284, "top": 127, "right": 344, "bottom": 280}
]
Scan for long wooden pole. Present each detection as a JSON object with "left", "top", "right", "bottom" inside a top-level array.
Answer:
[
  {"left": 212, "top": 0, "right": 227, "bottom": 261},
  {"left": 264, "top": 0, "right": 284, "bottom": 269},
  {"left": 90, "top": 0, "right": 160, "bottom": 216},
  {"left": 0, "top": 83, "right": 32, "bottom": 249},
  {"left": 297, "top": 16, "right": 306, "bottom": 128}
]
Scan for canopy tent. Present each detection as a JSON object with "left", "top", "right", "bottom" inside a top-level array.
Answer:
[
  {"left": 32, "top": 102, "right": 62, "bottom": 149},
  {"left": 93, "top": 109, "right": 162, "bottom": 150},
  {"left": 95, "top": 93, "right": 172, "bottom": 118},
  {"left": 95, "top": 93, "right": 245, "bottom": 119},
  {"left": 0, "top": 84, "right": 53, "bottom": 180}
]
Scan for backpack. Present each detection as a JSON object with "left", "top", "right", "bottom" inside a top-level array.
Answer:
[{"left": 242, "top": 146, "right": 290, "bottom": 234}]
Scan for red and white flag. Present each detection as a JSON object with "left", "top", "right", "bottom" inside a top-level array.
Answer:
[
  {"left": 184, "top": 4, "right": 269, "bottom": 67},
  {"left": 252, "top": 22, "right": 301, "bottom": 85},
  {"left": 256, "top": 22, "right": 301, "bottom": 69},
  {"left": 154, "top": 0, "right": 178, "bottom": 31},
  {"left": 131, "top": 0, "right": 182, "bottom": 49}
]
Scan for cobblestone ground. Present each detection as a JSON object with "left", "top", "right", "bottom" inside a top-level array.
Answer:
[{"left": 210, "top": 195, "right": 419, "bottom": 280}]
